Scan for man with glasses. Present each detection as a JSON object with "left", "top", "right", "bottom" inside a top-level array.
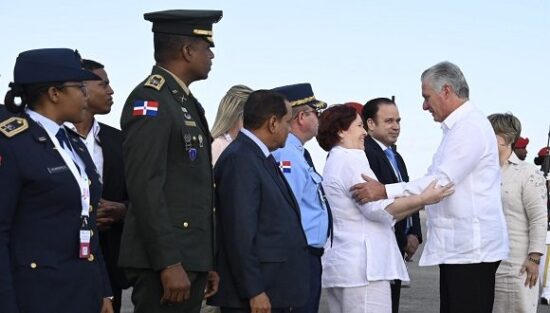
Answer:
[
  {"left": 271, "top": 83, "right": 332, "bottom": 313},
  {"left": 65, "top": 59, "right": 129, "bottom": 313}
]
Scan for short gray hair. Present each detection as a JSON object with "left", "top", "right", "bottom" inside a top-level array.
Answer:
[
  {"left": 487, "top": 112, "right": 522, "bottom": 146},
  {"left": 421, "top": 61, "right": 470, "bottom": 99}
]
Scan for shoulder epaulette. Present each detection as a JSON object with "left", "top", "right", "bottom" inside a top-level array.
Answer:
[
  {"left": 0, "top": 117, "right": 28, "bottom": 138},
  {"left": 144, "top": 74, "right": 166, "bottom": 91}
]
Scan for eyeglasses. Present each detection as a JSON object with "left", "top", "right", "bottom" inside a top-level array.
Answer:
[
  {"left": 302, "top": 109, "right": 321, "bottom": 118},
  {"left": 59, "top": 83, "right": 87, "bottom": 96}
]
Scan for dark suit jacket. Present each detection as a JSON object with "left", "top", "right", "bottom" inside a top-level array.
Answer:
[
  {"left": 97, "top": 123, "right": 129, "bottom": 289},
  {"left": 208, "top": 133, "right": 310, "bottom": 309},
  {"left": 0, "top": 114, "right": 111, "bottom": 313},
  {"left": 364, "top": 135, "right": 422, "bottom": 255}
]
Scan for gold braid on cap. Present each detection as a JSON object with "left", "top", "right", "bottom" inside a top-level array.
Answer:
[
  {"left": 291, "top": 96, "right": 316, "bottom": 107},
  {"left": 193, "top": 29, "right": 213, "bottom": 36}
]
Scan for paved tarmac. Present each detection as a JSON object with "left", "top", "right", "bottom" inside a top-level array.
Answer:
[{"left": 121, "top": 211, "right": 549, "bottom": 312}]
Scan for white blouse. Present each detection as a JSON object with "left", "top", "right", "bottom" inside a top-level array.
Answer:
[{"left": 321, "top": 146, "right": 409, "bottom": 288}]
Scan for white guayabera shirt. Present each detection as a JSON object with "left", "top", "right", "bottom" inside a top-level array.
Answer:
[{"left": 385, "top": 101, "right": 509, "bottom": 266}]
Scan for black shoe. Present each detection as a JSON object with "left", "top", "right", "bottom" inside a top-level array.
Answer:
[{"left": 541, "top": 297, "right": 549, "bottom": 305}]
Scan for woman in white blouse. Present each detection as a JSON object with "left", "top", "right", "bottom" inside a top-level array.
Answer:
[
  {"left": 317, "top": 104, "right": 453, "bottom": 313},
  {"left": 488, "top": 113, "right": 548, "bottom": 313},
  {"left": 210, "top": 85, "right": 253, "bottom": 165}
]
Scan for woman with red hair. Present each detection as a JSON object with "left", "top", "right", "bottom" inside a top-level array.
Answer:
[{"left": 317, "top": 104, "right": 453, "bottom": 313}]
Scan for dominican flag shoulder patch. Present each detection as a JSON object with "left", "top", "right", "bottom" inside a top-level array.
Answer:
[
  {"left": 133, "top": 100, "right": 159, "bottom": 117},
  {"left": 279, "top": 160, "right": 291, "bottom": 173}
]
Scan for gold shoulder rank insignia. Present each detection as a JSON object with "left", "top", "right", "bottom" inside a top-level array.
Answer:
[
  {"left": 144, "top": 74, "right": 166, "bottom": 91},
  {"left": 0, "top": 117, "right": 29, "bottom": 138}
]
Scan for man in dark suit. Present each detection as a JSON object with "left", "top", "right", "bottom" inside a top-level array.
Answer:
[
  {"left": 119, "top": 10, "right": 222, "bottom": 313},
  {"left": 361, "top": 97, "right": 423, "bottom": 313},
  {"left": 68, "top": 59, "right": 129, "bottom": 313},
  {"left": 208, "top": 90, "right": 310, "bottom": 313}
]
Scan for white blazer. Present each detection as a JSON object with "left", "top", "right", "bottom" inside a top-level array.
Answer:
[{"left": 321, "top": 146, "right": 409, "bottom": 288}]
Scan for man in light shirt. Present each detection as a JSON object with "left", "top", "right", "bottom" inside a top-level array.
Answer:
[
  {"left": 66, "top": 59, "right": 129, "bottom": 313},
  {"left": 351, "top": 61, "right": 509, "bottom": 313}
]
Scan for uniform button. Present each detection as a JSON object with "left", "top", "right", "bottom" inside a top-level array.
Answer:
[
  {"left": 88, "top": 254, "right": 95, "bottom": 262},
  {"left": 213, "top": 207, "right": 216, "bottom": 213},
  {"left": 30, "top": 262, "right": 37, "bottom": 269},
  {"left": 90, "top": 230, "right": 94, "bottom": 237},
  {"left": 183, "top": 222, "right": 189, "bottom": 228},
  {"left": 213, "top": 183, "right": 216, "bottom": 188},
  {"left": 89, "top": 205, "right": 93, "bottom": 213}
]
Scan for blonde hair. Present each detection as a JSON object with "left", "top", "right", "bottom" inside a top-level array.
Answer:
[
  {"left": 211, "top": 85, "right": 253, "bottom": 138},
  {"left": 487, "top": 112, "right": 522, "bottom": 146}
]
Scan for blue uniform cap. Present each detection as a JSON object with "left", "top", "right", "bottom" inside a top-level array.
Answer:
[
  {"left": 272, "top": 83, "right": 327, "bottom": 110},
  {"left": 13, "top": 48, "right": 100, "bottom": 85}
]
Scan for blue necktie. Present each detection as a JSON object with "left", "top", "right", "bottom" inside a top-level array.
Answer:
[
  {"left": 385, "top": 147, "right": 412, "bottom": 232},
  {"left": 56, "top": 128, "right": 72, "bottom": 151},
  {"left": 384, "top": 148, "right": 402, "bottom": 181}
]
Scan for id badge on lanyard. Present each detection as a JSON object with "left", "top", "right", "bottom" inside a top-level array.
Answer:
[{"left": 49, "top": 129, "right": 92, "bottom": 259}]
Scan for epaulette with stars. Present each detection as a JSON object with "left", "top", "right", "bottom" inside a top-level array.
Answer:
[{"left": 144, "top": 74, "right": 166, "bottom": 91}]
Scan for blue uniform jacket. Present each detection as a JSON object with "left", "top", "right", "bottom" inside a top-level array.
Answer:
[
  {"left": 0, "top": 113, "right": 112, "bottom": 313},
  {"left": 272, "top": 133, "right": 329, "bottom": 248}
]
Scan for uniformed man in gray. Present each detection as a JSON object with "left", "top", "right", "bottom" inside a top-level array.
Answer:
[{"left": 119, "top": 10, "right": 222, "bottom": 313}]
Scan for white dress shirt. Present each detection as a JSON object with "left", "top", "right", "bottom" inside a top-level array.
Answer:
[
  {"left": 322, "top": 146, "right": 409, "bottom": 288},
  {"left": 385, "top": 101, "right": 509, "bottom": 266},
  {"left": 65, "top": 120, "right": 103, "bottom": 181}
]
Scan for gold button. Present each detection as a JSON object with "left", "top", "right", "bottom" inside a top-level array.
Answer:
[
  {"left": 90, "top": 230, "right": 94, "bottom": 237},
  {"left": 213, "top": 207, "right": 216, "bottom": 213},
  {"left": 213, "top": 183, "right": 216, "bottom": 188},
  {"left": 89, "top": 205, "right": 93, "bottom": 213},
  {"left": 183, "top": 222, "right": 189, "bottom": 228},
  {"left": 88, "top": 254, "right": 95, "bottom": 262},
  {"left": 88, "top": 180, "right": 92, "bottom": 186},
  {"left": 30, "top": 262, "right": 37, "bottom": 269}
]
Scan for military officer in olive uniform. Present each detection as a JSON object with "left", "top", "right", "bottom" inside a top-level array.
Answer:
[{"left": 118, "top": 10, "right": 222, "bottom": 313}]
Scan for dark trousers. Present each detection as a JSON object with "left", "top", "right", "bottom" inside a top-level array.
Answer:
[
  {"left": 126, "top": 269, "right": 208, "bottom": 313},
  {"left": 390, "top": 280, "right": 401, "bottom": 313},
  {"left": 111, "top": 284, "right": 122, "bottom": 313},
  {"left": 292, "top": 247, "right": 323, "bottom": 313},
  {"left": 439, "top": 261, "right": 500, "bottom": 313}
]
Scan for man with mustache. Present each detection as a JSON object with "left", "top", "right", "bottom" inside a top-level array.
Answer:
[{"left": 118, "top": 10, "right": 222, "bottom": 313}]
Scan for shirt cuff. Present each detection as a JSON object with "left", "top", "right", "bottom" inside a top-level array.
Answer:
[{"left": 385, "top": 182, "right": 405, "bottom": 199}]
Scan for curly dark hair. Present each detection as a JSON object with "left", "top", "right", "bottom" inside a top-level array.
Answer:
[{"left": 316, "top": 104, "right": 359, "bottom": 152}]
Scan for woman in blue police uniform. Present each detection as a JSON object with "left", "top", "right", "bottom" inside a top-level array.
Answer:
[{"left": 0, "top": 48, "right": 113, "bottom": 313}]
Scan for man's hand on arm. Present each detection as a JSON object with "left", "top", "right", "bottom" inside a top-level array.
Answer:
[
  {"left": 96, "top": 199, "right": 127, "bottom": 231},
  {"left": 249, "top": 292, "right": 271, "bottom": 313},
  {"left": 350, "top": 174, "right": 387, "bottom": 204},
  {"left": 203, "top": 271, "right": 220, "bottom": 298},
  {"left": 160, "top": 263, "right": 191, "bottom": 304}
]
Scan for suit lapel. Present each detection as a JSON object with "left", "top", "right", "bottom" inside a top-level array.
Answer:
[
  {"left": 366, "top": 136, "right": 398, "bottom": 182},
  {"left": 238, "top": 134, "right": 301, "bottom": 216}
]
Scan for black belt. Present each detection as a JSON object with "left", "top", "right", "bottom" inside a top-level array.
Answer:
[{"left": 308, "top": 246, "right": 324, "bottom": 257}]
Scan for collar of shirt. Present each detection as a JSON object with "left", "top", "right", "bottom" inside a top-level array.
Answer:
[
  {"left": 26, "top": 109, "right": 62, "bottom": 136},
  {"left": 64, "top": 119, "right": 101, "bottom": 141},
  {"left": 332, "top": 145, "right": 366, "bottom": 157},
  {"left": 441, "top": 100, "right": 474, "bottom": 132},
  {"left": 287, "top": 133, "right": 304, "bottom": 152},
  {"left": 240, "top": 128, "right": 270, "bottom": 157},
  {"left": 370, "top": 136, "right": 390, "bottom": 151},
  {"left": 157, "top": 66, "right": 191, "bottom": 96}
]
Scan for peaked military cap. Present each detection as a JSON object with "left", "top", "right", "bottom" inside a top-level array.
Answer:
[
  {"left": 144, "top": 9, "right": 223, "bottom": 47},
  {"left": 272, "top": 83, "right": 327, "bottom": 110},
  {"left": 13, "top": 48, "right": 100, "bottom": 85}
]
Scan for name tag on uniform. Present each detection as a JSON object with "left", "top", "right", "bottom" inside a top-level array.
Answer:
[
  {"left": 79, "top": 230, "right": 91, "bottom": 258},
  {"left": 184, "top": 120, "right": 197, "bottom": 127},
  {"left": 47, "top": 165, "right": 69, "bottom": 174}
]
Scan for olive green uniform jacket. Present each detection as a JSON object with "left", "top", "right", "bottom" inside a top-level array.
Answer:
[{"left": 118, "top": 66, "right": 214, "bottom": 272}]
